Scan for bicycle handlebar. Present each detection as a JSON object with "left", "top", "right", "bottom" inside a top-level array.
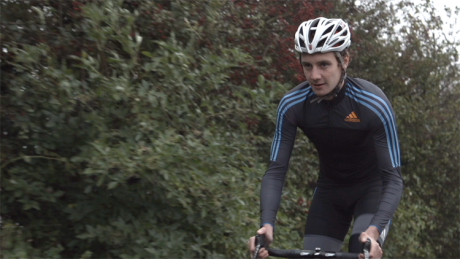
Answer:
[
  {"left": 253, "top": 234, "right": 371, "bottom": 259},
  {"left": 268, "top": 248, "right": 361, "bottom": 258}
]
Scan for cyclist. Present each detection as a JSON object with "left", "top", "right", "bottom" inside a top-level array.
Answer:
[{"left": 248, "top": 17, "right": 403, "bottom": 259}]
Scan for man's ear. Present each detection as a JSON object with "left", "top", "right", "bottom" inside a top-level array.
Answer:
[{"left": 343, "top": 54, "right": 350, "bottom": 69}]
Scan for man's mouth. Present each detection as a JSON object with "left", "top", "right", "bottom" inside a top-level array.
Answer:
[{"left": 313, "top": 83, "right": 325, "bottom": 88}]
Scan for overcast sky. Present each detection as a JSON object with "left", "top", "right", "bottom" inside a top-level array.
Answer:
[
  {"left": 420, "top": 0, "right": 459, "bottom": 32},
  {"left": 413, "top": 0, "right": 460, "bottom": 54}
]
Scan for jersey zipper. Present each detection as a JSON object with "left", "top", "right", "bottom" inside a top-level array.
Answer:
[{"left": 326, "top": 101, "right": 332, "bottom": 127}]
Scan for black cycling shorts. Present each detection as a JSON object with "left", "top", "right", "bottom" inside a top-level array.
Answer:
[{"left": 303, "top": 177, "right": 391, "bottom": 252}]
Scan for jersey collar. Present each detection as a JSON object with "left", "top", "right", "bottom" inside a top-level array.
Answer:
[{"left": 323, "top": 79, "right": 348, "bottom": 106}]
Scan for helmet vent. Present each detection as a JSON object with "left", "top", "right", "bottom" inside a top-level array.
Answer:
[
  {"left": 334, "top": 40, "right": 344, "bottom": 47},
  {"left": 323, "top": 26, "right": 333, "bottom": 35},
  {"left": 318, "top": 38, "right": 326, "bottom": 48},
  {"left": 308, "top": 30, "right": 315, "bottom": 42}
]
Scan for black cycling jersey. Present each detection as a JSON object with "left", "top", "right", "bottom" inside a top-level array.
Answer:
[{"left": 260, "top": 77, "right": 403, "bottom": 233}]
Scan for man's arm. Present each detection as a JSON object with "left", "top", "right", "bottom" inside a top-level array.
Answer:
[
  {"left": 369, "top": 97, "right": 404, "bottom": 233},
  {"left": 260, "top": 98, "right": 299, "bottom": 228}
]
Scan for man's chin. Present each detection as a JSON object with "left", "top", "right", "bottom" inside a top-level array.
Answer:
[{"left": 312, "top": 90, "right": 328, "bottom": 97}]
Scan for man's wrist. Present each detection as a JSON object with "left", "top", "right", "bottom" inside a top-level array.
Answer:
[
  {"left": 365, "top": 225, "right": 380, "bottom": 240},
  {"left": 261, "top": 223, "right": 274, "bottom": 231}
]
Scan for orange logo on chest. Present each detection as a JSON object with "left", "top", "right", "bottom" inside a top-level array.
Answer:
[{"left": 345, "top": 111, "right": 360, "bottom": 122}]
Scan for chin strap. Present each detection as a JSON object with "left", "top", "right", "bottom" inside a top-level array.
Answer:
[
  {"left": 310, "top": 71, "right": 347, "bottom": 103},
  {"left": 310, "top": 52, "right": 348, "bottom": 104},
  {"left": 310, "top": 84, "right": 341, "bottom": 103}
]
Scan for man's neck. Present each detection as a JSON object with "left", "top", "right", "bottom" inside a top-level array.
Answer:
[{"left": 323, "top": 80, "right": 345, "bottom": 101}]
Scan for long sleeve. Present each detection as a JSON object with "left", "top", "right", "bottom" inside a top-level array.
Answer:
[
  {"left": 260, "top": 90, "right": 304, "bottom": 228},
  {"left": 368, "top": 93, "right": 403, "bottom": 232}
]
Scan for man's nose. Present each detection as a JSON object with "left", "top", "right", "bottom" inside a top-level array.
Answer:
[{"left": 310, "top": 66, "right": 321, "bottom": 80}]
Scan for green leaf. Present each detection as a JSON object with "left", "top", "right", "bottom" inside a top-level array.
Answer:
[{"left": 107, "top": 181, "right": 118, "bottom": 190}]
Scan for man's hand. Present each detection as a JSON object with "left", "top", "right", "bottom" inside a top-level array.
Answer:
[
  {"left": 247, "top": 224, "right": 274, "bottom": 259},
  {"left": 359, "top": 229, "right": 382, "bottom": 259}
]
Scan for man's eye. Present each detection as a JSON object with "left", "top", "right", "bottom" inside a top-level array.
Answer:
[{"left": 321, "top": 63, "right": 330, "bottom": 67}]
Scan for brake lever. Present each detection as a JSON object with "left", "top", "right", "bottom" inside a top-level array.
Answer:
[
  {"left": 252, "top": 234, "right": 265, "bottom": 259},
  {"left": 362, "top": 237, "right": 371, "bottom": 259}
]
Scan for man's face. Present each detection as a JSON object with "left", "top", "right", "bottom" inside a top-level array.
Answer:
[{"left": 301, "top": 52, "right": 349, "bottom": 98}]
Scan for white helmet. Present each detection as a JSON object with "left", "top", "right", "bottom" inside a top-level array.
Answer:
[{"left": 295, "top": 17, "right": 351, "bottom": 54}]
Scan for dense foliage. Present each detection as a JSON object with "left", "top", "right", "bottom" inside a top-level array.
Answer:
[{"left": 1, "top": 0, "right": 459, "bottom": 258}]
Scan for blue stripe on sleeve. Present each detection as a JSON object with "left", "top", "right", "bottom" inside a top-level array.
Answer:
[
  {"left": 346, "top": 84, "right": 400, "bottom": 167},
  {"left": 270, "top": 88, "right": 312, "bottom": 161}
]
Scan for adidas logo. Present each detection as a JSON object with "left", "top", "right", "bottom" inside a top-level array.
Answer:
[{"left": 345, "top": 111, "right": 360, "bottom": 122}]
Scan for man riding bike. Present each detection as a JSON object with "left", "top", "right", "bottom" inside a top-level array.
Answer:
[{"left": 248, "top": 17, "right": 403, "bottom": 259}]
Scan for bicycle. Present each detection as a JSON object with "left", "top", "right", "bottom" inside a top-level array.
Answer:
[{"left": 253, "top": 234, "right": 371, "bottom": 259}]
